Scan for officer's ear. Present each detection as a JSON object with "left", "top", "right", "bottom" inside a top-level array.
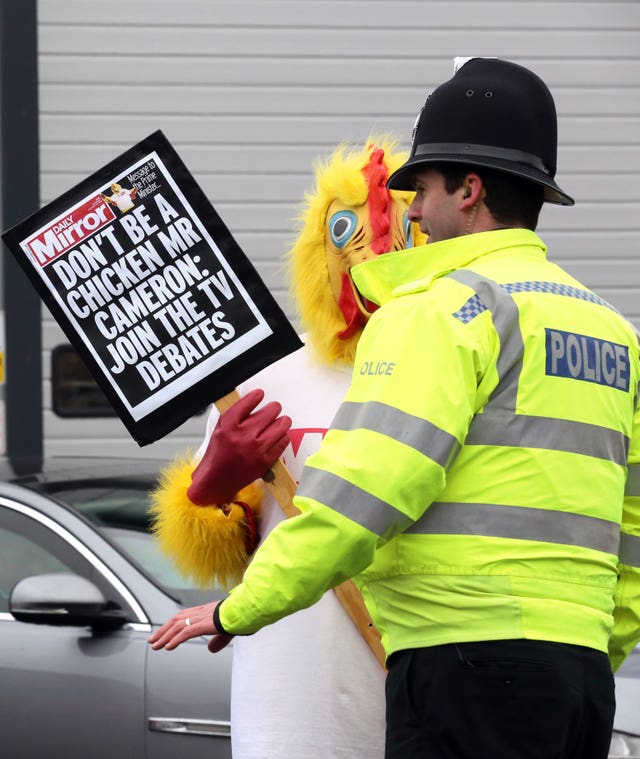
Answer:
[{"left": 460, "top": 173, "right": 484, "bottom": 207}]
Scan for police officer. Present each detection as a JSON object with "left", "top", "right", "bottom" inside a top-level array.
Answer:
[{"left": 150, "top": 58, "right": 640, "bottom": 759}]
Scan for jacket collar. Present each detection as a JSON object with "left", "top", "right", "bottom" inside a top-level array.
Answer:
[{"left": 351, "top": 228, "right": 547, "bottom": 306}]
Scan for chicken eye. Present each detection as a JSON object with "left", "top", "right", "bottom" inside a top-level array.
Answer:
[
  {"left": 403, "top": 211, "right": 414, "bottom": 248},
  {"left": 328, "top": 210, "right": 357, "bottom": 248}
]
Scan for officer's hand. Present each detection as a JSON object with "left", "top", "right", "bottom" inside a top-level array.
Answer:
[{"left": 147, "top": 601, "right": 234, "bottom": 653}]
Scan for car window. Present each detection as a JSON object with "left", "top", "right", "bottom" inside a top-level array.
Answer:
[
  {"left": 47, "top": 484, "right": 218, "bottom": 605},
  {"left": 104, "top": 527, "right": 206, "bottom": 590},
  {"left": 0, "top": 525, "right": 70, "bottom": 611},
  {"left": 0, "top": 505, "right": 139, "bottom": 617}
]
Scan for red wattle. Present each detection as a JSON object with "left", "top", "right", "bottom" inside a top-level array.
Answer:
[{"left": 337, "top": 272, "right": 368, "bottom": 340}]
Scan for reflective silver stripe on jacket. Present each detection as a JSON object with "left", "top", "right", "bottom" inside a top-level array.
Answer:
[
  {"left": 331, "top": 400, "right": 461, "bottom": 470},
  {"left": 406, "top": 501, "right": 620, "bottom": 555},
  {"left": 296, "top": 465, "right": 413, "bottom": 539},
  {"left": 448, "top": 269, "right": 630, "bottom": 465},
  {"left": 467, "top": 413, "right": 629, "bottom": 465},
  {"left": 626, "top": 464, "right": 640, "bottom": 497},
  {"left": 449, "top": 269, "right": 523, "bottom": 411},
  {"left": 620, "top": 532, "right": 640, "bottom": 567}
]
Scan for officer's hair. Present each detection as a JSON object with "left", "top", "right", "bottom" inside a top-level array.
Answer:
[{"left": 434, "top": 163, "right": 545, "bottom": 231}]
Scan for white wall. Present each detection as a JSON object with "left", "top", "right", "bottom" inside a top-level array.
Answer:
[{"left": 37, "top": 0, "right": 640, "bottom": 458}]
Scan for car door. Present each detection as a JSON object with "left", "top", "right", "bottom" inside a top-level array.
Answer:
[
  {"left": 0, "top": 494, "right": 149, "bottom": 759},
  {"left": 144, "top": 633, "right": 233, "bottom": 758}
]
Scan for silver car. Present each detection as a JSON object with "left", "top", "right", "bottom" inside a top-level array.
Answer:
[{"left": 0, "top": 457, "right": 232, "bottom": 759}]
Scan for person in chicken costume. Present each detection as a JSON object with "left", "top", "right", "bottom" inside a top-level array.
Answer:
[{"left": 150, "top": 137, "right": 425, "bottom": 758}]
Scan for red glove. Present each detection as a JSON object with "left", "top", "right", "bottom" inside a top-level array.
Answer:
[{"left": 187, "top": 389, "right": 292, "bottom": 506}]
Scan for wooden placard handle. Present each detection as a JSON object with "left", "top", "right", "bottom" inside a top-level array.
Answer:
[{"left": 215, "top": 389, "right": 386, "bottom": 669}]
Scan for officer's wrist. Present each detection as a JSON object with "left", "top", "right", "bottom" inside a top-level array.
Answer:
[{"left": 213, "top": 601, "right": 229, "bottom": 634}]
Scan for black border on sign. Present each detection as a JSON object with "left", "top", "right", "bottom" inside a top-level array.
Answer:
[{"left": 2, "top": 131, "right": 303, "bottom": 445}]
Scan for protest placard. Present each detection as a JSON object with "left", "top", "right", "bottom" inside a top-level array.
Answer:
[{"left": 2, "top": 131, "right": 303, "bottom": 445}]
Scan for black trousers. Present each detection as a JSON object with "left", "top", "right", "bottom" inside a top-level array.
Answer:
[{"left": 385, "top": 639, "right": 615, "bottom": 759}]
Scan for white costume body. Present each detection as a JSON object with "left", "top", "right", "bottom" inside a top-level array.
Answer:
[{"left": 197, "top": 340, "right": 386, "bottom": 759}]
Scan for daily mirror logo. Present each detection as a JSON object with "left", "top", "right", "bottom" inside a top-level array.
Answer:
[{"left": 25, "top": 194, "right": 116, "bottom": 267}]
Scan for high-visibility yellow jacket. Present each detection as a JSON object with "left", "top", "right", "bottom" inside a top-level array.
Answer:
[{"left": 219, "top": 228, "right": 640, "bottom": 672}]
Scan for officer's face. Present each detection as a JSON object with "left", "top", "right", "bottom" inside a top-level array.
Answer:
[{"left": 407, "top": 168, "right": 466, "bottom": 244}]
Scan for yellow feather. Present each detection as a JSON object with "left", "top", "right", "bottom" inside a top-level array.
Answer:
[{"left": 149, "top": 456, "right": 264, "bottom": 589}]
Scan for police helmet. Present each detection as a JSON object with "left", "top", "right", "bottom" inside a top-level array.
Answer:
[{"left": 387, "top": 58, "right": 574, "bottom": 206}]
